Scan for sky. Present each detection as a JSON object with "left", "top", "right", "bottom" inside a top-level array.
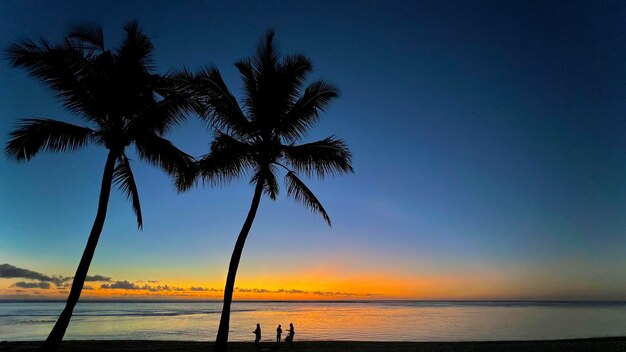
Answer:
[{"left": 1, "top": 0, "right": 626, "bottom": 301}]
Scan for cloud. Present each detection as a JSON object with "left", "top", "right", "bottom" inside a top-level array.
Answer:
[
  {"left": 190, "top": 286, "right": 221, "bottom": 292},
  {"left": 0, "top": 264, "right": 70, "bottom": 286},
  {"left": 12, "top": 281, "right": 51, "bottom": 289},
  {"left": 0, "top": 264, "right": 47, "bottom": 280},
  {"left": 144, "top": 285, "right": 158, "bottom": 292},
  {"left": 100, "top": 281, "right": 190, "bottom": 293},
  {"left": 235, "top": 287, "right": 377, "bottom": 297},
  {"left": 85, "top": 275, "right": 111, "bottom": 282},
  {"left": 101, "top": 280, "right": 139, "bottom": 290},
  {"left": 1, "top": 264, "right": 378, "bottom": 298},
  {"left": 238, "top": 288, "right": 270, "bottom": 293},
  {"left": 285, "top": 289, "right": 305, "bottom": 294}
]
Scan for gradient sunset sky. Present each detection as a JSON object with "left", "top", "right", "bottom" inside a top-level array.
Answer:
[{"left": 1, "top": 0, "right": 626, "bottom": 301}]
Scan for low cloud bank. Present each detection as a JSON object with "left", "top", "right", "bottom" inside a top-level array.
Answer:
[{"left": 235, "top": 287, "right": 376, "bottom": 297}]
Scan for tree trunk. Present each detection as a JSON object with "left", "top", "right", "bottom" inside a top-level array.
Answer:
[
  {"left": 41, "top": 151, "right": 117, "bottom": 352},
  {"left": 214, "top": 179, "right": 265, "bottom": 352}
]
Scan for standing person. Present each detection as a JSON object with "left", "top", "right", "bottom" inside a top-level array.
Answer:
[
  {"left": 276, "top": 324, "right": 283, "bottom": 343},
  {"left": 285, "top": 323, "right": 295, "bottom": 347},
  {"left": 253, "top": 323, "right": 261, "bottom": 347}
]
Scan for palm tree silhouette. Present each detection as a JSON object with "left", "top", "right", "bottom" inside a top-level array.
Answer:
[
  {"left": 180, "top": 31, "right": 353, "bottom": 351},
  {"left": 5, "top": 22, "right": 194, "bottom": 351}
]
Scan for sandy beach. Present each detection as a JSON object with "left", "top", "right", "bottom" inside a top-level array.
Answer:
[{"left": 2, "top": 338, "right": 626, "bottom": 352}]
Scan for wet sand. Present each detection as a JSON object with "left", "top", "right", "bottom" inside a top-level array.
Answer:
[{"left": 2, "top": 338, "right": 626, "bottom": 352}]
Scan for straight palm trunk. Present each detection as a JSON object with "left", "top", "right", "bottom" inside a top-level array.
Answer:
[
  {"left": 41, "top": 151, "right": 117, "bottom": 352},
  {"left": 214, "top": 180, "right": 265, "bottom": 352}
]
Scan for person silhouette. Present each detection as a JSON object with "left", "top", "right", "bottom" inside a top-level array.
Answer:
[
  {"left": 276, "top": 324, "right": 283, "bottom": 343},
  {"left": 253, "top": 323, "right": 261, "bottom": 347},
  {"left": 285, "top": 323, "right": 295, "bottom": 347}
]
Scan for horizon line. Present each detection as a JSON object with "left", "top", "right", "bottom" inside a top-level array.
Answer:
[{"left": 2, "top": 299, "right": 625, "bottom": 303}]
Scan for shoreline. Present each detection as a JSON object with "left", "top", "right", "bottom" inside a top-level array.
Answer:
[{"left": 2, "top": 338, "right": 626, "bottom": 352}]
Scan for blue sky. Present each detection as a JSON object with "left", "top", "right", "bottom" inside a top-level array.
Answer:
[{"left": 1, "top": 0, "right": 625, "bottom": 299}]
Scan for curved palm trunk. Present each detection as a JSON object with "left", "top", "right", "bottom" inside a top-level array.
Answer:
[
  {"left": 214, "top": 180, "right": 265, "bottom": 352},
  {"left": 41, "top": 151, "right": 117, "bottom": 352}
]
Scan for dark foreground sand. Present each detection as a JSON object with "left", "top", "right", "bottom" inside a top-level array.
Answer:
[{"left": 2, "top": 338, "right": 626, "bottom": 352}]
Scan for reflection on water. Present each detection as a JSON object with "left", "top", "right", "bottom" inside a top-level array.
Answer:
[{"left": 1, "top": 301, "right": 626, "bottom": 341}]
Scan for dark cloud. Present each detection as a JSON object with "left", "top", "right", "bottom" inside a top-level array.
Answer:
[
  {"left": 190, "top": 286, "right": 221, "bottom": 292},
  {"left": 97, "top": 280, "right": 375, "bottom": 297},
  {"left": 85, "top": 275, "right": 111, "bottom": 282},
  {"left": 13, "top": 281, "right": 51, "bottom": 289},
  {"left": 286, "top": 289, "right": 305, "bottom": 294},
  {"left": 235, "top": 287, "right": 377, "bottom": 297},
  {"left": 101, "top": 280, "right": 139, "bottom": 290},
  {"left": 1, "top": 263, "right": 377, "bottom": 298},
  {"left": 238, "top": 288, "right": 270, "bottom": 293},
  {"left": 0, "top": 264, "right": 69, "bottom": 286},
  {"left": 312, "top": 291, "right": 333, "bottom": 296},
  {"left": 0, "top": 264, "right": 47, "bottom": 280},
  {"left": 144, "top": 285, "right": 159, "bottom": 292},
  {"left": 143, "top": 284, "right": 178, "bottom": 292},
  {"left": 100, "top": 281, "right": 189, "bottom": 293},
  {"left": 147, "top": 284, "right": 189, "bottom": 292}
]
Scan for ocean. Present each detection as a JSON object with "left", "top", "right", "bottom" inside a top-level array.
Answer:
[{"left": 1, "top": 301, "right": 625, "bottom": 342}]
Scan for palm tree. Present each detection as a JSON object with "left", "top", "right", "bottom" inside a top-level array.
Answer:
[
  {"left": 5, "top": 22, "right": 194, "bottom": 351},
  {"left": 181, "top": 31, "right": 353, "bottom": 351}
]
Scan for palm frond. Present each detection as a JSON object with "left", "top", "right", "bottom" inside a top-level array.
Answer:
[
  {"left": 165, "top": 68, "right": 199, "bottom": 99},
  {"left": 234, "top": 58, "right": 258, "bottom": 118},
  {"left": 128, "top": 89, "right": 195, "bottom": 135},
  {"left": 6, "top": 38, "right": 99, "bottom": 120},
  {"left": 5, "top": 118, "right": 94, "bottom": 161},
  {"left": 251, "top": 165, "right": 279, "bottom": 200},
  {"left": 193, "top": 132, "right": 256, "bottom": 188},
  {"left": 279, "top": 54, "right": 312, "bottom": 103},
  {"left": 113, "top": 154, "right": 143, "bottom": 229},
  {"left": 166, "top": 68, "right": 207, "bottom": 117},
  {"left": 253, "top": 30, "right": 278, "bottom": 77},
  {"left": 247, "top": 30, "right": 285, "bottom": 130},
  {"left": 285, "top": 171, "right": 331, "bottom": 226},
  {"left": 116, "top": 20, "right": 153, "bottom": 72},
  {"left": 282, "top": 136, "right": 353, "bottom": 178},
  {"left": 278, "top": 80, "right": 338, "bottom": 142},
  {"left": 255, "top": 54, "right": 313, "bottom": 128},
  {"left": 135, "top": 133, "right": 195, "bottom": 185},
  {"left": 168, "top": 67, "right": 195, "bottom": 84},
  {"left": 193, "top": 67, "right": 250, "bottom": 137},
  {"left": 250, "top": 54, "right": 313, "bottom": 129},
  {"left": 68, "top": 23, "right": 105, "bottom": 51}
]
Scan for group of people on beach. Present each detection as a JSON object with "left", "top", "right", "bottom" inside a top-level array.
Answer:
[{"left": 254, "top": 323, "right": 295, "bottom": 347}]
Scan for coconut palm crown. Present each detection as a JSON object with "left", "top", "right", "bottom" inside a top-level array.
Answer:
[
  {"left": 180, "top": 31, "right": 353, "bottom": 351},
  {"left": 5, "top": 21, "right": 194, "bottom": 350}
]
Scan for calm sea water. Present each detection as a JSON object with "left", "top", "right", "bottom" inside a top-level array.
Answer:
[{"left": 1, "top": 301, "right": 625, "bottom": 342}]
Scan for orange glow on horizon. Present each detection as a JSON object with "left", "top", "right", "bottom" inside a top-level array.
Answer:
[{"left": 1, "top": 266, "right": 613, "bottom": 301}]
